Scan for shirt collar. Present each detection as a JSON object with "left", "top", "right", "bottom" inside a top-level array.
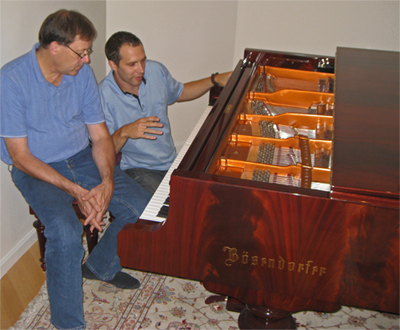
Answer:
[
  {"left": 31, "top": 43, "right": 46, "bottom": 83},
  {"left": 31, "top": 42, "right": 74, "bottom": 87},
  {"left": 110, "top": 70, "right": 146, "bottom": 97}
]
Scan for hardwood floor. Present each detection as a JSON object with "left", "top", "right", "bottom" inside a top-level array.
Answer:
[{"left": 1, "top": 241, "right": 46, "bottom": 329}]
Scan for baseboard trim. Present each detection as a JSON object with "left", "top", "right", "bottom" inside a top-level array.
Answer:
[{"left": 0, "top": 228, "right": 37, "bottom": 278}]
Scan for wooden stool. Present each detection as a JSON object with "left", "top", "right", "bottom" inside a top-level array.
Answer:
[{"left": 30, "top": 202, "right": 110, "bottom": 271}]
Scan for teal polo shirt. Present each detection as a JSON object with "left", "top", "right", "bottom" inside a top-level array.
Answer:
[{"left": 98, "top": 60, "right": 183, "bottom": 171}]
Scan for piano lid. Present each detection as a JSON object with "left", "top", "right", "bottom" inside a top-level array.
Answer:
[{"left": 331, "top": 47, "right": 399, "bottom": 201}]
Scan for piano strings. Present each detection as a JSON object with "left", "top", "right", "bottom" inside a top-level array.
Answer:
[{"left": 251, "top": 168, "right": 300, "bottom": 187}]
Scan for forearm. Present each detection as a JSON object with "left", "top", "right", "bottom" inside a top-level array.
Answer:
[
  {"left": 6, "top": 135, "right": 111, "bottom": 231},
  {"left": 84, "top": 124, "right": 116, "bottom": 229},
  {"left": 7, "top": 145, "right": 81, "bottom": 198},
  {"left": 177, "top": 77, "right": 213, "bottom": 102},
  {"left": 87, "top": 123, "right": 116, "bottom": 202},
  {"left": 91, "top": 134, "right": 116, "bottom": 185},
  {"left": 177, "top": 72, "right": 231, "bottom": 102},
  {"left": 111, "top": 126, "right": 129, "bottom": 154}
]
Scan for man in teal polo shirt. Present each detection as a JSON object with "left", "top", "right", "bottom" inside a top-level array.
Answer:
[{"left": 99, "top": 31, "right": 231, "bottom": 195}]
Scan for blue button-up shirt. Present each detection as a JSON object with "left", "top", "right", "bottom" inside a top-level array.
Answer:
[
  {"left": 0, "top": 43, "right": 105, "bottom": 165},
  {"left": 98, "top": 60, "right": 183, "bottom": 171}
]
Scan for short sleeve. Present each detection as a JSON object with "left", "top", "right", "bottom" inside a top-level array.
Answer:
[
  {"left": 0, "top": 71, "right": 28, "bottom": 139},
  {"left": 81, "top": 65, "right": 105, "bottom": 125},
  {"left": 156, "top": 62, "right": 184, "bottom": 105}
]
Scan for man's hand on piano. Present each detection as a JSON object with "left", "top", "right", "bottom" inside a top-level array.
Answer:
[
  {"left": 177, "top": 71, "right": 233, "bottom": 102},
  {"left": 213, "top": 71, "right": 233, "bottom": 88}
]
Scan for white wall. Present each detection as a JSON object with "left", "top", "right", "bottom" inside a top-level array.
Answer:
[
  {"left": 233, "top": 1, "right": 399, "bottom": 60},
  {"left": 0, "top": 0, "right": 237, "bottom": 278},
  {"left": 0, "top": 0, "right": 107, "bottom": 278},
  {"left": 105, "top": 1, "right": 238, "bottom": 150},
  {"left": 1, "top": 0, "right": 399, "bottom": 278}
]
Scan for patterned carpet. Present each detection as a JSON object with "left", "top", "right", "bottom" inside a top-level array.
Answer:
[
  {"left": 11, "top": 267, "right": 399, "bottom": 330},
  {"left": 12, "top": 217, "right": 399, "bottom": 330}
]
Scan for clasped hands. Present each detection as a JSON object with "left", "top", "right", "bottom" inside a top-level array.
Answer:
[{"left": 75, "top": 180, "right": 115, "bottom": 232}]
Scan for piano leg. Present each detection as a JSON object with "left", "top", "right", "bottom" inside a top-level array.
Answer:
[
  {"left": 203, "top": 283, "right": 296, "bottom": 329},
  {"left": 205, "top": 295, "right": 297, "bottom": 329},
  {"left": 205, "top": 295, "right": 246, "bottom": 313},
  {"left": 239, "top": 305, "right": 296, "bottom": 330}
]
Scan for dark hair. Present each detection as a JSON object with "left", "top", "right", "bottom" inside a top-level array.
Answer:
[
  {"left": 105, "top": 31, "right": 142, "bottom": 65},
  {"left": 38, "top": 9, "right": 96, "bottom": 48}
]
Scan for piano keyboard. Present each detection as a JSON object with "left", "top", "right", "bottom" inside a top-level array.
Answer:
[{"left": 139, "top": 106, "right": 213, "bottom": 223}]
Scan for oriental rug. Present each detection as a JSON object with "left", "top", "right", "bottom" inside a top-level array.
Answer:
[
  {"left": 11, "top": 268, "right": 399, "bottom": 330},
  {"left": 11, "top": 216, "right": 400, "bottom": 330}
]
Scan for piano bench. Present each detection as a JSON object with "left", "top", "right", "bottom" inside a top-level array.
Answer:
[{"left": 30, "top": 201, "right": 114, "bottom": 271}]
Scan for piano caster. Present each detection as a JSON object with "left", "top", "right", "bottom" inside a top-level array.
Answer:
[
  {"left": 238, "top": 305, "right": 296, "bottom": 330},
  {"left": 205, "top": 295, "right": 246, "bottom": 313}
]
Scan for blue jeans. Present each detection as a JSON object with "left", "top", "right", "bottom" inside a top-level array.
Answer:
[
  {"left": 124, "top": 167, "right": 167, "bottom": 196},
  {"left": 11, "top": 147, "right": 150, "bottom": 330}
]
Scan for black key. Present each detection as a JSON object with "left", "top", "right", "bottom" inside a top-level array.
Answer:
[{"left": 157, "top": 205, "right": 169, "bottom": 218}]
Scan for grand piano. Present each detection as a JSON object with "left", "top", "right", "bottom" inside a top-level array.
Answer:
[{"left": 118, "top": 47, "right": 399, "bottom": 329}]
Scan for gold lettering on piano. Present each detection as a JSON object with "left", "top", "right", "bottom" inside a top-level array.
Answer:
[
  {"left": 223, "top": 246, "right": 239, "bottom": 266},
  {"left": 268, "top": 258, "right": 275, "bottom": 268},
  {"left": 306, "top": 260, "right": 313, "bottom": 274},
  {"left": 312, "top": 266, "right": 327, "bottom": 276},
  {"left": 223, "top": 247, "right": 327, "bottom": 276},
  {"left": 278, "top": 256, "right": 285, "bottom": 270},
  {"left": 251, "top": 256, "right": 259, "bottom": 266},
  {"left": 242, "top": 251, "right": 249, "bottom": 264}
]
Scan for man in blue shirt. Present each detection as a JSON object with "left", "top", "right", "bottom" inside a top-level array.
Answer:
[
  {"left": 0, "top": 11, "right": 150, "bottom": 330},
  {"left": 99, "top": 32, "right": 231, "bottom": 195}
]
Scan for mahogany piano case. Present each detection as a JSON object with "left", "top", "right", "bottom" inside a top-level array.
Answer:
[{"left": 118, "top": 47, "right": 399, "bottom": 329}]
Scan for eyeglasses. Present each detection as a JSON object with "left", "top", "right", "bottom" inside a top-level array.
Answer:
[{"left": 65, "top": 45, "right": 93, "bottom": 59}]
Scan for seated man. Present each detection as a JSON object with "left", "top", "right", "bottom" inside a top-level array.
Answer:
[
  {"left": 99, "top": 31, "right": 231, "bottom": 195},
  {"left": 0, "top": 10, "right": 150, "bottom": 330}
]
